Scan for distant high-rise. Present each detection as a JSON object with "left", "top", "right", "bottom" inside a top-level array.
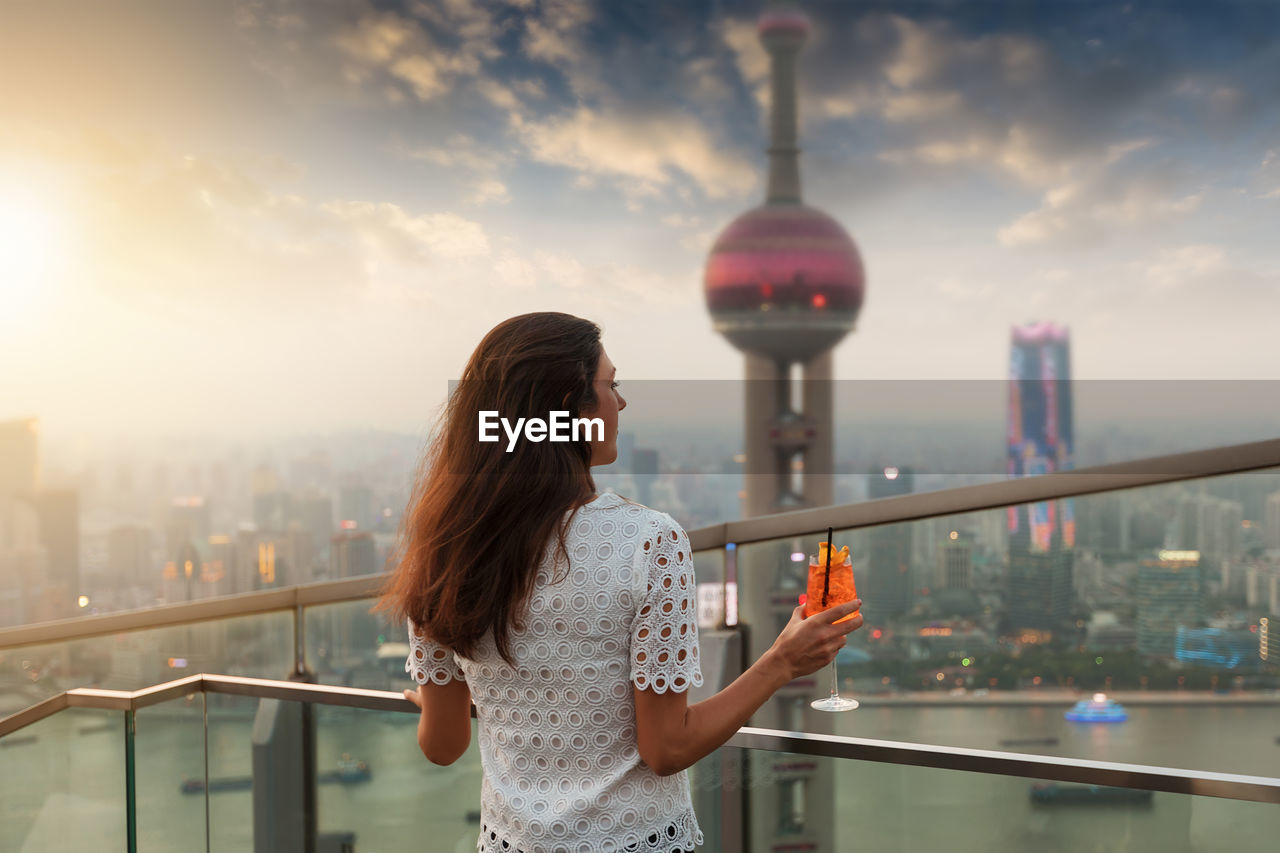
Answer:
[
  {"left": 1136, "top": 552, "right": 1201, "bottom": 657},
  {"left": 1174, "top": 492, "right": 1244, "bottom": 571},
  {"left": 1005, "top": 322, "right": 1075, "bottom": 634},
  {"left": 867, "top": 466, "right": 914, "bottom": 617},
  {"left": 296, "top": 495, "right": 335, "bottom": 563},
  {"left": 941, "top": 530, "right": 975, "bottom": 591},
  {"left": 631, "top": 448, "right": 659, "bottom": 507},
  {"left": 331, "top": 530, "right": 378, "bottom": 579},
  {"left": 0, "top": 417, "right": 39, "bottom": 545},
  {"left": 338, "top": 483, "right": 374, "bottom": 530},
  {"left": 253, "top": 490, "right": 294, "bottom": 532},
  {"left": 167, "top": 496, "right": 211, "bottom": 563},
  {"left": 22, "top": 489, "right": 80, "bottom": 615},
  {"left": 108, "top": 524, "right": 154, "bottom": 585},
  {"left": 1267, "top": 491, "right": 1280, "bottom": 551}
]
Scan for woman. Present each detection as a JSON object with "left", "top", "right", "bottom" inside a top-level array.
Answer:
[{"left": 378, "top": 312, "right": 862, "bottom": 852}]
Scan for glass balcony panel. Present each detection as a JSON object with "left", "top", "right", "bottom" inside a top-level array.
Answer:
[
  {"left": 202, "top": 692, "right": 482, "bottom": 851},
  {"left": 304, "top": 599, "right": 404, "bottom": 690},
  {"left": 0, "top": 611, "right": 295, "bottom": 706},
  {"left": 733, "top": 467, "right": 1280, "bottom": 778},
  {"left": 0, "top": 708, "right": 128, "bottom": 853},
  {"left": 135, "top": 692, "right": 208, "bottom": 851},
  {"left": 739, "top": 748, "right": 1280, "bottom": 853},
  {"left": 314, "top": 704, "right": 482, "bottom": 849}
]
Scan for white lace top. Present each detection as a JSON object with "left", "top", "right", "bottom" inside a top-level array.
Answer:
[{"left": 406, "top": 491, "right": 705, "bottom": 853}]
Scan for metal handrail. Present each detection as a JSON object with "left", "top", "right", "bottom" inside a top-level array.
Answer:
[
  {"left": 688, "top": 435, "right": 1280, "bottom": 550},
  {"left": 1, "top": 436, "right": 1278, "bottom": 652},
  {"left": 2, "top": 674, "right": 1278, "bottom": 805}
]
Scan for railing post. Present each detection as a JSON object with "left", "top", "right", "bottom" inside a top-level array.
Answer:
[{"left": 124, "top": 708, "right": 138, "bottom": 853}]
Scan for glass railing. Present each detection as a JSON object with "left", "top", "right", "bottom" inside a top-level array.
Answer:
[
  {"left": 0, "top": 706, "right": 129, "bottom": 853},
  {"left": 739, "top": 745, "right": 1280, "bottom": 851},
  {"left": 136, "top": 692, "right": 207, "bottom": 850},
  {"left": 1, "top": 675, "right": 1276, "bottom": 853},
  {"left": 730, "top": 464, "right": 1280, "bottom": 778},
  {"left": 0, "top": 609, "right": 295, "bottom": 708}
]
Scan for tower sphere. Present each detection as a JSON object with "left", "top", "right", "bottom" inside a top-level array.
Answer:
[
  {"left": 704, "top": 204, "right": 865, "bottom": 363},
  {"left": 757, "top": 6, "right": 810, "bottom": 40}
]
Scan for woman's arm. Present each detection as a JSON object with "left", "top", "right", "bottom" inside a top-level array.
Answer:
[
  {"left": 633, "top": 599, "right": 862, "bottom": 777},
  {"left": 404, "top": 680, "right": 472, "bottom": 765}
]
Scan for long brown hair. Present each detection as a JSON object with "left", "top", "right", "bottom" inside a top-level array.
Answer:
[{"left": 376, "top": 312, "right": 602, "bottom": 666}]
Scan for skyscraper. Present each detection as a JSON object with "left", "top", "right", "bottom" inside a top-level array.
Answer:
[
  {"left": 331, "top": 530, "right": 378, "bottom": 579},
  {"left": 631, "top": 448, "right": 659, "bottom": 508},
  {"left": 20, "top": 489, "right": 80, "bottom": 618},
  {"left": 867, "top": 466, "right": 914, "bottom": 617},
  {"left": 1136, "top": 552, "right": 1201, "bottom": 657},
  {"left": 0, "top": 417, "right": 39, "bottom": 546},
  {"left": 1005, "top": 323, "right": 1075, "bottom": 634}
]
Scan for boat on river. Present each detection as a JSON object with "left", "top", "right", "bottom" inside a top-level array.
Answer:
[
  {"left": 1030, "top": 782, "right": 1153, "bottom": 806},
  {"left": 1065, "top": 692, "right": 1128, "bottom": 723}
]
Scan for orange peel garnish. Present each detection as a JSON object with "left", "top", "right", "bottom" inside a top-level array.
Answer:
[{"left": 817, "top": 541, "right": 849, "bottom": 566}]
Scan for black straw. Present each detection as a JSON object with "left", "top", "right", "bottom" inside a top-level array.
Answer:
[{"left": 821, "top": 526, "right": 833, "bottom": 607}]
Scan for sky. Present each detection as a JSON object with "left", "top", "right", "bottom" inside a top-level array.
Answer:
[{"left": 2, "top": 0, "right": 1279, "bottom": 447}]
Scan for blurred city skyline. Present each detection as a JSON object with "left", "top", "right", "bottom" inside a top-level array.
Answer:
[{"left": 3, "top": 0, "right": 1280, "bottom": 446}]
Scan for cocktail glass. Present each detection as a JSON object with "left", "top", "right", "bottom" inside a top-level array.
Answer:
[{"left": 805, "top": 550, "right": 859, "bottom": 711}]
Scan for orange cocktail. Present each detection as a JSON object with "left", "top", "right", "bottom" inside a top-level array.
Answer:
[{"left": 805, "top": 542, "right": 857, "bottom": 623}]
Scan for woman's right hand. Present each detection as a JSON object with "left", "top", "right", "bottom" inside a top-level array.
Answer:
[{"left": 767, "top": 600, "right": 864, "bottom": 681}]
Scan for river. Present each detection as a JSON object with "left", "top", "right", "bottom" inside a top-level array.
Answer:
[{"left": 4, "top": 697, "right": 1278, "bottom": 852}]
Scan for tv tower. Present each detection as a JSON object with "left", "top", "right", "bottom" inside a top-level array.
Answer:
[
  {"left": 702, "top": 4, "right": 867, "bottom": 848},
  {"left": 704, "top": 0, "right": 866, "bottom": 517}
]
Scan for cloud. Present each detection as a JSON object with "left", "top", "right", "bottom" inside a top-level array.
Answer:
[
  {"left": 398, "top": 135, "right": 512, "bottom": 205},
  {"left": 466, "top": 177, "right": 510, "bottom": 205},
  {"left": 235, "top": 0, "right": 506, "bottom": 104},
  {"left": 488, "top": 245, "right": 690, "bottom": 306},
  {"left": 1140, "top": 244, "right": 1229, "bottom": 291},
  {"left": 997, "top": 163, "right": 1203, "bottom": 248},
  {"left": 712, "top": 4, "right": 1261, "bottom": 230},
  {"left": 510, "top": 106, "right": 756, "bottom": 200},
  {"left": 522, "top": 0, "right": 592, "bottom": 66},
  {"left": 321, "top": 201, "right": 490, "bottom": 260}
]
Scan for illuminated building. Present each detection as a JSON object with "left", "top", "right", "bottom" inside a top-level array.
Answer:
[
  {"left": 1005, "top": 322, "right": 1075, "bottom": 634},
  {"left": 941, "top": 530, "right": 975, "bottom": 591},
  {"left": 1136, "top": 551, "right": 1201, "bottom": 657},
  {"left": 1175, "top": 626, "right": 1259, "bottom": 669}
]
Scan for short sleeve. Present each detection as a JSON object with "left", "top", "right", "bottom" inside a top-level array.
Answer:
[
  {"left": 630, "top": 514, "right": 703, "bottom": 694},
  {"left": 405, "top": 618, "right": 466, "bottom": 685}
]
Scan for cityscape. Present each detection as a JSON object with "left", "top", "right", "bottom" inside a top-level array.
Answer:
[
  {"left": 3, "top": 0, "right": 1280, "bottom": 850},
  {"left": 3, "top": 362, "right": 1279, "bottom": 695}
]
